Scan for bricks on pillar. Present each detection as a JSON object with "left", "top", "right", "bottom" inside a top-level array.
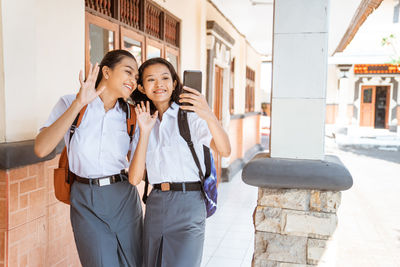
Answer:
[
  {"left": 0, "top": 155, "right": 80, "bottom": 266},
  {"left": 252, "top": 188, "right": 340, "bottom": 266},
  {"left": 0, "top": 170, "right": 7, "bottom": 267}
]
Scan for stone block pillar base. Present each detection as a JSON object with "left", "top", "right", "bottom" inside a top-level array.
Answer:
[{"left": 252, "top": 188, "right": 341, "bottom": 266}]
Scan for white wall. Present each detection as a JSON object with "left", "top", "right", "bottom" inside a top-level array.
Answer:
[
  {"left": 326, "top": 65, "right": 339, "bottom": 104},
  {"left": 152, "top": 0, "right": 205, "bottom": 76},
  {"left": 260, "top": 61, "right": 272, "bottom": 104},
  {"left": 0, "top": 0, "right": 5, "bottom": 142},
  {"left": 1, "top": 0, "right": 84, "bottom": 142}
]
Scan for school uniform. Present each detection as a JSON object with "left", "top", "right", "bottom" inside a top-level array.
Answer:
[
  {"left": 42, "top": 94, "right": 143, "bottom": 267},
  {"left": 131, "top": 102, "right": 212, "bottom": 267}
]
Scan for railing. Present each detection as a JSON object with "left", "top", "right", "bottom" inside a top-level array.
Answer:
[
  {"left": 120, "top": 0, "right": 141, "bottom": 29},
  {"left": 165, "top": 14, "right": 179, "bottom": 47},
  {"left": 85, "top": 0, "right": 180, "bottom": 47},
  {"left": 145, "top": 2, "right": 162, "bottom": 39},
  {"left": 85, "top": 0, "right": 113, "bottom": 17}
]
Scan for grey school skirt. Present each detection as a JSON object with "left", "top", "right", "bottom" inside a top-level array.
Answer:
[
  {"left": 143, "top": 189, "right": 206, "bottom": 267},
  {"left": 70, "top": 179, "right": 143, "bottom": 267}
]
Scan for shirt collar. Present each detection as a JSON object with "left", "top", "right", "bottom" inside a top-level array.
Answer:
[
  {"left": 164, "top": 102, "right": 180, "bottom": 118},
  {"left": 92, "top": 96, "right": 124, "bottom": 113}
]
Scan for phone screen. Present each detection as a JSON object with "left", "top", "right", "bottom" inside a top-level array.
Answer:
[{"left": 183, "top": 70, "right": 202, "bottom": 93}]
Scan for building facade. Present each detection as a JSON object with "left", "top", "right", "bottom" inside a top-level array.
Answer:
[
  {"left": 0, "top": 0, "right": 264, "bottom": 266},
  {"left": 326, "top": 0, "right": 400, "bottom": 133}
]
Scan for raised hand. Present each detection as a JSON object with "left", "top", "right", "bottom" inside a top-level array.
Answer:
[
  {"left": 135, "top": 101, "right": 158, "bottom": 134},
  {"left": 76, "top": 63, "right": 106, "bottom": 107},
  {"left": 179, "top": 86, "right": 215, "bottom": 121}
]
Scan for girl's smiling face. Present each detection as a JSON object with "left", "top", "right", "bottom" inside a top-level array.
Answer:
[
  {"left": 140, "top": 63, "right": 177, "bottom": 106},
  {"left": 104, "top": 57, "right": 138, "bottom": 99}
]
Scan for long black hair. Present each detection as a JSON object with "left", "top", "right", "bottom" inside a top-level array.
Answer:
[
  {"left": 131, "top": 57, "right": 183, "bottom": 114},
  {"left": 95, "top": 49, "right": 137, "bottom": 113}
]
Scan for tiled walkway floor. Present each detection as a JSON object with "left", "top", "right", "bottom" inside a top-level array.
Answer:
[{"left": 202, "top": 171, "right": 257, "bottom": 267}]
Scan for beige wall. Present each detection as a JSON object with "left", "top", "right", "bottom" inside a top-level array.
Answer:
[
  {"left": 1, "top": 0, "right": 84, "bottom": 142},
  {"left": 152, "top": 0, "right": 206, "bottom": 80},
  {"left": 326, "top": 65, "right": 339, "bottom": 104},
  {"left": 1, "top": 0, "right": 263, "bottom": 142},
  {"left": 0, "top": 0, "right": 5, "bottom": 142},
  {"left": 205, "top": 1, "right": 263, "bottom": 115}
]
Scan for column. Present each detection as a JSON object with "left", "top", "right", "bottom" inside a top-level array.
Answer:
[
  {"left": 242, "top": 0, "right": 353, "bottom": 266},
  {"left": 336, "top": 64, "right": 352, "bottom": 131}
]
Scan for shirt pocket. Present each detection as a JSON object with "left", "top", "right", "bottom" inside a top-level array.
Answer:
[
  {"left": 106, "top": 119, "right": 130, "bottom": 159},
  {"left": 111, "top": 130, "right": 130, "bottom": 159}
]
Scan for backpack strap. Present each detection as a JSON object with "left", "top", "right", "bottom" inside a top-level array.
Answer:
[
  {"left": 69, "top": 105, "right": 88, "bottom": 143},
  {"left": 142, "top": 172, "right": 149, "bottom": 204},
  {"left": 126, "top": 102, "right": 136, "bottom": 142},
  {"left": 203, "top": 145, "right": 211, "bottom": 178},
  {"left": 177, "top": 109, "right": 205, "bottom": 183},
  {"left": 67, "top": 105, "right": 88, "bottom": 183}
]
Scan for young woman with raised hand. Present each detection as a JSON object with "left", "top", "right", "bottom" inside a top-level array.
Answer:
[
  {"left": 34, "top": 50, "right": 143, "bottom": 267},
  {"left": 129, "top": 57, "right": 231, "bottom": 267}
]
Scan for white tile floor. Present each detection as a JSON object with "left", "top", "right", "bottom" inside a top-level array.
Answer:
[{"left": 202, "top": 170, "right": 257, "bottom": 267}]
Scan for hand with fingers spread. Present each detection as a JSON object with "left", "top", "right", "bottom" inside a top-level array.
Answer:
[
  {"left": 135, "top": 101, "right": 158, "bottom": 134},
  {"left": 76, "top": 63, "right": 106, "bottom": 107},
  {"left": 179, "top": 86, "right": 215, "bottom": 121}
]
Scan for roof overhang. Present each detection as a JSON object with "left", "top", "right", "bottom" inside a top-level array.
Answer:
[{"left": 334, "top": 0, "right": 384, "bottom": 55}]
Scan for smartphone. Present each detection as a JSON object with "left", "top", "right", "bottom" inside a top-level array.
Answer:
[
  {"left": 182, "top": 70, "right": 202, "bottom": 109},
  {"left": 183, "top": 70, "right": 202, "bottom": 93}
]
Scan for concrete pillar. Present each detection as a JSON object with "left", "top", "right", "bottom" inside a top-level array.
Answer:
[
  {"left": 242, "top": 0, "right": 353, "bottom": 266},
  {"left": 336, "top": 64, "right": 352, "bottom": 130},
  {"left": 269, "top": 0, "right": 329, "bottom": 160}
]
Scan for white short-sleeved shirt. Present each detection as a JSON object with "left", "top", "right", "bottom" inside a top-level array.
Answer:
[
  {"left": 131, "top": 102, "right": 212, "bottom": 185},
  {"left": 41, "top": 94, "right": 132, "bottom": 178}
]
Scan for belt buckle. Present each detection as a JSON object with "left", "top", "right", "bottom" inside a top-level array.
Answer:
[
  {"left": 161, "top": 182, "right": 170, "bottom": 191},
  {"left": 98, "top": 177, "right": 111, "bottom": 186}
]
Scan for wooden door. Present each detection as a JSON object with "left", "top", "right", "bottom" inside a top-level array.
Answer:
[
  {"left": 374, "top": 86, "right": 391, "bottom": 129},
  {"left": 385, "top": 87, "right": 390, "bottom": 129},
  {"left": 213, "top": 66, "right": 223, "bottom": 182},
  {"left": 360, "top": 86, "right": 376, "bottom": 127}
]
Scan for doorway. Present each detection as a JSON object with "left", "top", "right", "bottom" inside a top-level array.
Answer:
[
  {"left": 213, "top": 65, "right": 224, "bottom": 182},
  {"left": 360, "top": 85, "right": 390, "bottom": 128}
]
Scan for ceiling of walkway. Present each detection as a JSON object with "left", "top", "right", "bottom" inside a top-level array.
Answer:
[{"left": 210, "top": 0, "right": 363, "bottom": 57}]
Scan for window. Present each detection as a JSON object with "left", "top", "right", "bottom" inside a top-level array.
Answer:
[
  {"left": 394, "top": 0, "right": 400, "bottom": 23},
  {"left": 85, "top": 13, "right": 120, "bottom": 75},
  {"left": 121, "top": 27, "right": 145, "bottom": 65},
  {"left": 85, "top": 0, "right": 180, "bottom": 73},
  {"left": 165, "top": 45, "right": 180, "bottom": 73},
  {"left": 229, "top": 58, "right": 235, "bottom": 114},
  {"left": 245, "top": 66, "right": 255, "bottom": 112}
]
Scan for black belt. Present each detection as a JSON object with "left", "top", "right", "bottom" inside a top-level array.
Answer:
[
  {"left": 74, "top": 170, "right": 128, "bottom": 186},
  {"left": 153, "top": 182, "right": 202, "bottom": 192}
]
